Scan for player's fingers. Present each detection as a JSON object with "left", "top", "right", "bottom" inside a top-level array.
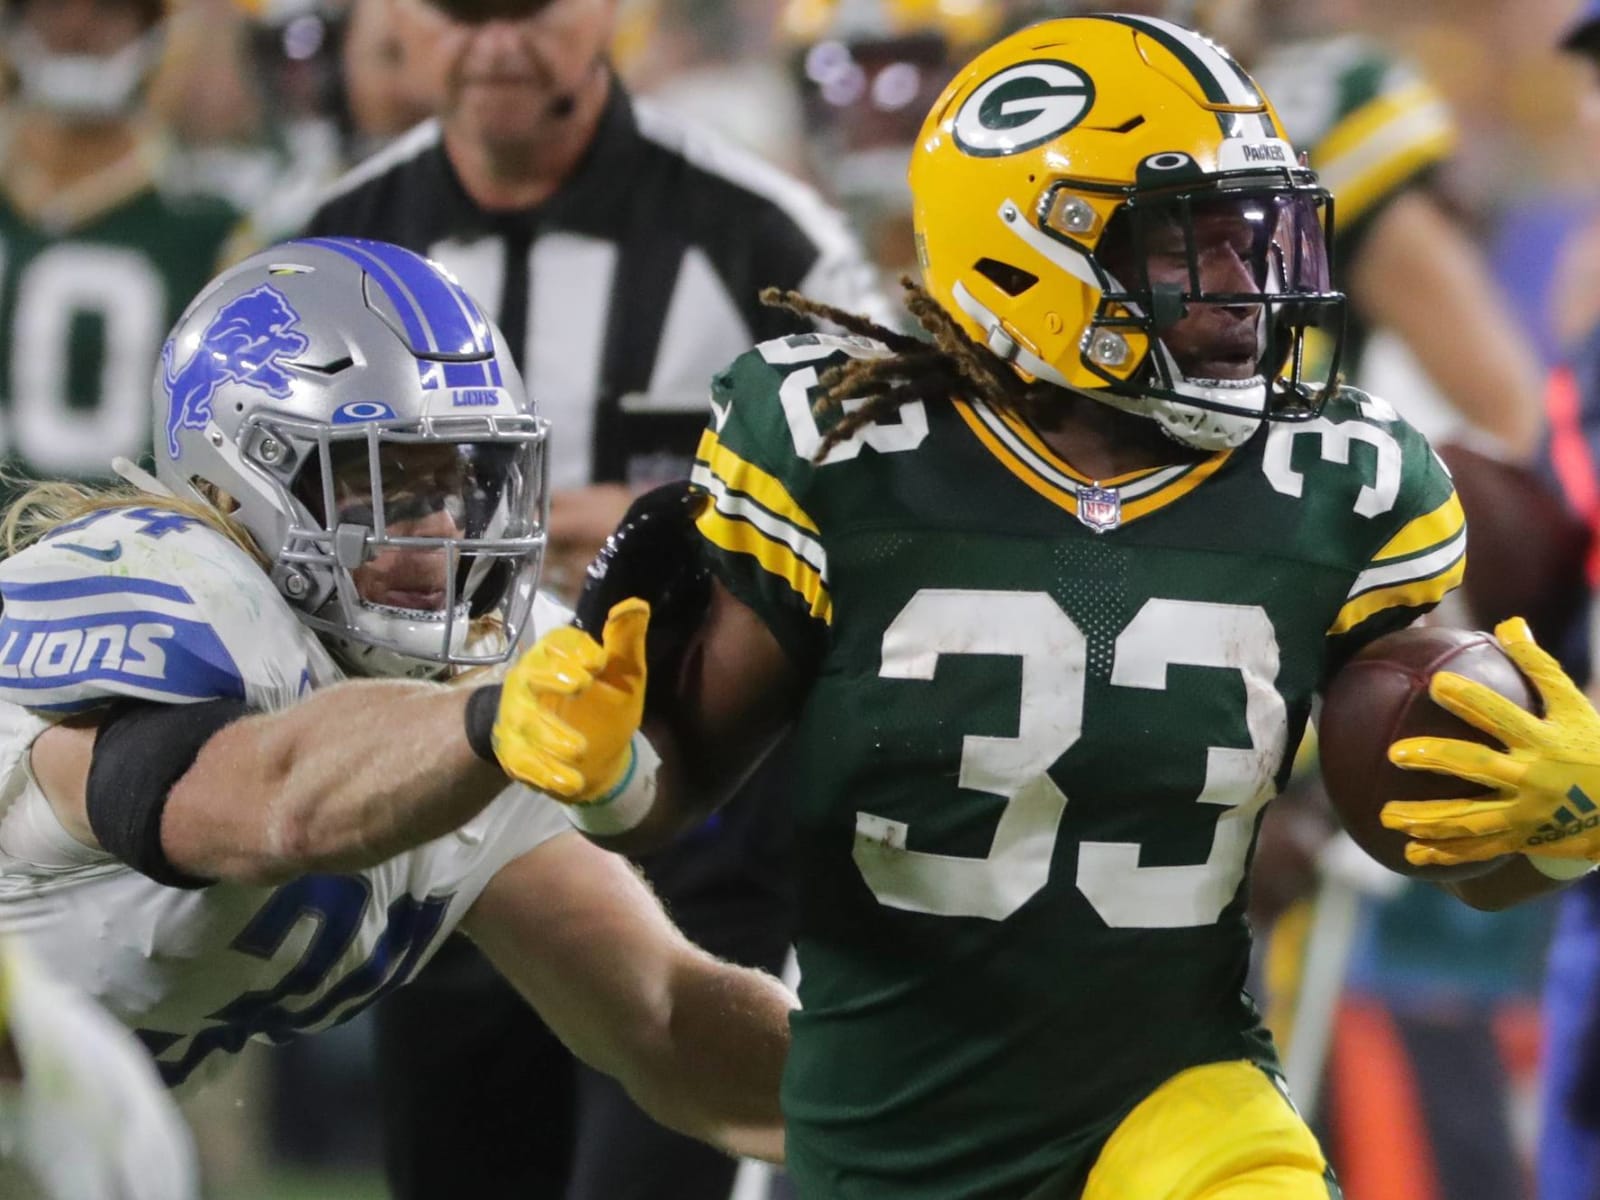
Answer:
[
  {"left": 496, "top": 695, "right": 587, "bottom": 759},
  {"left": 599, "top": 598, "right": 651, "bottom": 689},
  {"left": 1403, "top": 834, "right": 1518, "bottom": 867},
  {"left": 1496, "top": 617, "right": 1593, "bottom": 720},
  {"left": 528, "top": 706, "right": 588, "bottom": 759},
  {"left": 492, "top": 740, "right": 584, "bottom": 798},
  {"left": 515, "top": 641, "right": 605, "bottom": 696},
  {"left": 1387, "top": 736, "right": 1518, "bottom": 789},
  {"left": 1427, "top": 672, "right": 1542, "bottom": 746},
  {"left": 1380, "top": 797, "right": 1517, "bottom": 839}
]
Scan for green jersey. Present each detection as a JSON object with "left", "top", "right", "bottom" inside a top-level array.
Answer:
[
  {"left": 691, "top": 334, "right": 1464, "bottom": 1199},
  {"left": 0, "top": 166, "right": 240, "bottom": 483}
]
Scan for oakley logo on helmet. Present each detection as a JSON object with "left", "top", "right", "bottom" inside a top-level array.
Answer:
[
  {"left": 952, "top": 60, "right": 1095, "bottom": 158},
  {"left": 163, "top": 285, "right": 309, "bottom": 460},
  {"left": 332, "top": 401, "right": 397, "bottom": 424}
]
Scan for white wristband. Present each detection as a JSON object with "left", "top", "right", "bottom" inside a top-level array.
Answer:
[
  {"left": 563, "top": 733, "right": 660, "bottom": 837},
  {"left": 1526, "top": 853, "right": 1599, "bottom": 882}
]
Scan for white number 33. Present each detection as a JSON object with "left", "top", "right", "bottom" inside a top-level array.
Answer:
[{"left": 853, "top": 590, "right": 1287, "bottom": 929}]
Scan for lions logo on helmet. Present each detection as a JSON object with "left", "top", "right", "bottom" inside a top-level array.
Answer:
[
  {"left": 162, "top": 286, "right": 309, "bottom": 459},
  {"left": 911, "top": 14, "right": 1344, "bottom": 451}
]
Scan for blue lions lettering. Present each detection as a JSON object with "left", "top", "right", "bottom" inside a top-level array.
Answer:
[{"left": 163, "top": 285, "right": 310, "bottom": 459}]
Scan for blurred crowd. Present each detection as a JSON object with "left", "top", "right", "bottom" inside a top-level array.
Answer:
[{"left": 6, "top": 0, "right": 1600, "bottom": 1197}]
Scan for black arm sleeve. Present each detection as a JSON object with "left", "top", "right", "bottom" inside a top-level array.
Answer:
[{"left": 86, "top": 698, "right": 259, "bottom": 890}]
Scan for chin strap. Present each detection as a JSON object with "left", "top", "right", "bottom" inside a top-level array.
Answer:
[{"left": 111, "top": 457, "right": 176, "bottom": 497}]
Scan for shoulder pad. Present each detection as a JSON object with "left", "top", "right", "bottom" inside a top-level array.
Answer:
[
  {"left": 710, "top": 330, "right": 907, "bottom": 458},
  {"left": 0, "top": 506, "right": 338, "bottom": 714}
]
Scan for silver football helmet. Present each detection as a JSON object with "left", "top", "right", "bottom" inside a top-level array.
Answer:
[{"left": 154, "top": 237, "right": 549, "bottom": 679}]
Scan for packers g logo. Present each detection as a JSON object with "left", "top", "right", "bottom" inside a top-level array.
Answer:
[{"left": 952, "top": 60, "right": 1095, "bottom": 157}]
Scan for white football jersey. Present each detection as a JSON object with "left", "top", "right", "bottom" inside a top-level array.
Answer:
[
  {"left": 0, "top": 506, "right": 573, "bottom": 1088},
  {"left": 0, "top": 939, "right": 199, "bottom": 1200}
]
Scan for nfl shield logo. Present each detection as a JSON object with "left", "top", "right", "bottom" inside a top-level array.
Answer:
[{"left": 1077, "top": 485, "right": 1122, "bottom": 534}]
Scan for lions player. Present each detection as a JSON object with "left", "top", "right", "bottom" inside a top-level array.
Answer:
[
  {"left": 492, "top": 15, "right": 1484, "bottom": 1198},
  {"left": 0, "top": 237, "right": 792, "bottom": 1162}
]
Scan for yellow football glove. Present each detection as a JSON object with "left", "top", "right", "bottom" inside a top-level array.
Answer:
[
  {"left": 1382, "top": 617, "right": 1600, "bottom": 866},
  {"left": 492, "top": 598, "right": 650, "bottom": 803}
]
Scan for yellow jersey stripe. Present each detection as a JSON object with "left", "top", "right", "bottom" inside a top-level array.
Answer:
[
  {"left": 956, "top": 401, "right": 1232, "bottom": 523},
  {"left": 695, "top": 429, "right": 820, "bottom": 535},
  {"left": 1328, "top": 551, "right": 1466, "bottom": 635},
  {"left": 696, "top": 503, "right": 833, "bottom": 624},
  {"left": 957, "top": 401, "right": 1082, "bottom": 517},
  {"left": 1373, "top": 491, "right": 1464, "bottom": 562},
  {"left": 988, "top": 407, "right": 1190, "bottom": 490},
  {"left": 1317, "top": 83, "right": 1454, "bottom": 179},
  {"left": 1332, "top": 132, "right": 1456, "bottom": 225},
  {"left": 1316, "top": 84, "right": 1456, "bottom": 221},
  {"left": 1122, "top": 450, "right": 1235, "bottom": 520},
  {"left": 1347, "top": 527, "right": 1465, "bottom": 599}
]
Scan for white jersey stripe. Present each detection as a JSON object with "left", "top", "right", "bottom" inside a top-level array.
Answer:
[
  {"left": 1345, "top": 527, "right": 1466, "bottom": 598},
  {"left": 690, "top": 463, "right": 831, "bottom": 581}
]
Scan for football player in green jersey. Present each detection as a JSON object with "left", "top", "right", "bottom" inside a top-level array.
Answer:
[
  {"left": 0, "top": 0, "right": 242, "bottom": 488},
  {"left": 482, "top": 12, "right": 1587, "bottom": 1199}
]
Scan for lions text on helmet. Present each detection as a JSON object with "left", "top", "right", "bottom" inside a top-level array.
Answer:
[
  {"left": 156, "top": 237, "right": 549, "bottom": 679},
  {"left": 912, "top": 12, "right": 1343, "bottom": 450}
]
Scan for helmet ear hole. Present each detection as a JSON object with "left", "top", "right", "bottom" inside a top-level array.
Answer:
[{"left": 973, "top": 257, "right": 1039, "bottom": 297}]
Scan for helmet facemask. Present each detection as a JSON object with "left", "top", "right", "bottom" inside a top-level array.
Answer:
[
  {"left": 1075, "top": 178, "right": 1343, "bottom": 451},
  {"left": 258, "top": 414, "right": 548, "bottom": 679},
  {"left": 155, "top": 237, "right": 551, "bottom": 682}
]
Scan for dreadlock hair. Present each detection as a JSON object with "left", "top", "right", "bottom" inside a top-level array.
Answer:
[{"left": 761, "top": 277, "right": 1065, "bottom": 461}]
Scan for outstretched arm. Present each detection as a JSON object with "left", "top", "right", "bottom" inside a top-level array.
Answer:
[
  {"left": 32, "top": 679, "right": 508, "bottom": 887},
  {"left": 463, "top": 831, "right": 795, "bottom": 1162}
]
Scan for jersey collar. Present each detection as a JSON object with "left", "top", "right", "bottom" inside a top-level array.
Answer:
[{"left": 954, "top": 398, "right": 1234, "bottom": 527}]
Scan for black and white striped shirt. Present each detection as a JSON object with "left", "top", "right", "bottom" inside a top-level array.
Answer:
[{"left": 306, "top": 80, "right": 888, "bottom": 490}]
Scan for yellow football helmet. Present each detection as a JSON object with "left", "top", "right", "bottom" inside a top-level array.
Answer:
[{"left": 910, "top": 13, "right": 1344, "bottom": 450}]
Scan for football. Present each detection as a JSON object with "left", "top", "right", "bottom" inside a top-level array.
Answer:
[{"left": 1318, "top": 625, "right": 1538, "bottom": 882}]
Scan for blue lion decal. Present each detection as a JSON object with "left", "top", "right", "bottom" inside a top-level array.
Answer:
[{"left": 163, "top": 285, "right": 310, "bottom": 460}]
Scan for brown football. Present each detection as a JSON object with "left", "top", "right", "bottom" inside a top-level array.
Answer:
[{"left": 1319, "top": 625, "right": 1538, "bottom": 882}]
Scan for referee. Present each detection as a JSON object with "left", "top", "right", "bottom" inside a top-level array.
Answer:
[{"left": 304, "top": 3, "right": 886, "bottom": 1199}]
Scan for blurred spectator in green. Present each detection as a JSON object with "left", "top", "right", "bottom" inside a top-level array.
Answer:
[{"left": 0, "top": 0, "right": 241, "bottom": 489}]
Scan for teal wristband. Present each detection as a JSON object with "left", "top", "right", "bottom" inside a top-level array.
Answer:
[
  {"left": 589, "top": 742, "right": 639, "bottom": 806},
  {"left": 563, "top": 735, "right": 660, "bottom": 837}
]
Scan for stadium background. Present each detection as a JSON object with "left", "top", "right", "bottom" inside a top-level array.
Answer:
[{"left": 12, "top": 0, "right": 1600, "bottom": 1195}]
